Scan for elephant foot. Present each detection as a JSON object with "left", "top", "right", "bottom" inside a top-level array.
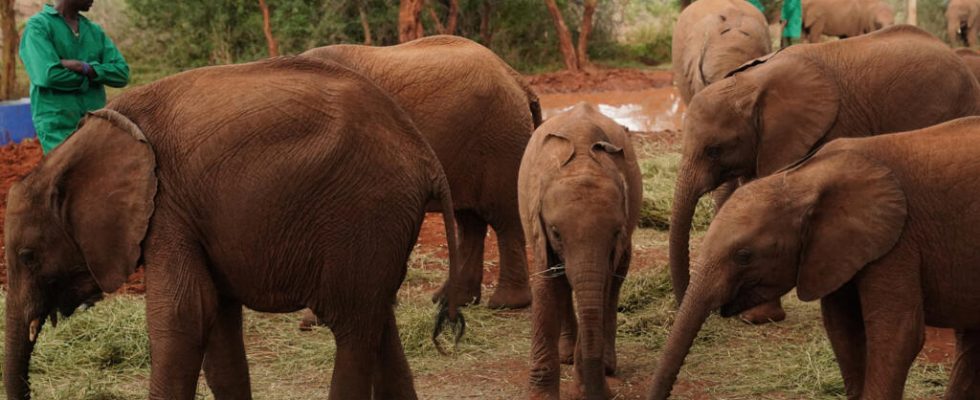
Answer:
[
  {"left": 603, "top": 350, "right": 617, "bottom": 376},
  {"left": 570, "top": 378, "right": 613, "bottom": 400},
  {"left": 738, "top": 300, "right": 786, "bottom": 325},
  {"left": 298, "top": 309, "right": 324, "bottom": 331},
  {"left": 529, "top": 388, "right": 559, "bottom": 400},
  {"left": 486, "top": 285, "right": 532, "bottom": 309},
  {"left": 559, "top": 335, "right": 575, "bottom": 365}
]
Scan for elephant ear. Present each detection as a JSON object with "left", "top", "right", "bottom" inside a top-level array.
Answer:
[
  {"left": 544, "top": 132, "right": 575, "bottom": 167},
  {"left": 753, "top": 55, "right": 841, "bottom": 176},
  {"left": 786, "top": 149, "right": 907, "bottom": 301},
  {"left": 53, "top": 109, "right": 157, "bottom": 293}
]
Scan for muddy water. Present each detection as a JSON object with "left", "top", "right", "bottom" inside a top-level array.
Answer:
[{"left": 538, "top": 87, "right": 686, "bottom": 133}]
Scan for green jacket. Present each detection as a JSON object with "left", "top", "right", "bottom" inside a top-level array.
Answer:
[{"left": 20, "top": 4, "right": 129, "bottom": 153}]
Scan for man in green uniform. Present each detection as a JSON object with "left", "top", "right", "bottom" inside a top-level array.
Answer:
[
  {"left": 781, "top": 0, "right": 802, "bottom": 48},
  {"left": 20, "top": 0, "right": 129, "bottom": 153}
]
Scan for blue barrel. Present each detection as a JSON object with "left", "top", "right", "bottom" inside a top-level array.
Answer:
[{"left": 0, "top": 98, "right": 36, "bottom": 145}]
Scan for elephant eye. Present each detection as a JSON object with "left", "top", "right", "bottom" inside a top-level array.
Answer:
[
  {"left": 733, "top": 248, "right": 752, "bottom": 266},
  {"left": 550, "top": 226, "right": 561, "bottom": 241},
  {"left": 705, "top": 145, "right": 722, "bottom": 160},
  {"left": 18, "top": 249, "right": 38, "bottom": 267}
]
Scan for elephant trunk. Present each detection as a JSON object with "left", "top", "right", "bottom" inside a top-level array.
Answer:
[
  {"left": 569, "top": 260, "right": 609, "bottom": 399},
  {"left": 5, "top": 303, "right": 38, "bottom": 399},
  {"left": 668, "top": 166, "right": 705, "bottom": 305},
  {"left": 646, "top": 275, "right": 716, "bottom": 400}
]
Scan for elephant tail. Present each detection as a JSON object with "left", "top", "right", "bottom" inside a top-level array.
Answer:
[
  {"left": 431, "top": 172, "right": 467, "bottom": 354},
  {"left": 502, "top": 61, "right": 543, "bottom": 128}
]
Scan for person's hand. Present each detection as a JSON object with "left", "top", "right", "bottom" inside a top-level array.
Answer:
[
  {"left": 60, "top": 59, "right": 84, "bottom": 73},
  {"left": 61, "top": 59, "right": 96, "bottom": 78}
]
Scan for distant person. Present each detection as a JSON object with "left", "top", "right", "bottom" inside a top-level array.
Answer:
[
  {"left": 20, "top": 0, "right": 129, "bottom": 154},
  {"left": 782, "top": 0, "right": 802, "bottom": 48}
]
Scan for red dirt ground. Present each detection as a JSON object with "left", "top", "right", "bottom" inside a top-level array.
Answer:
[{"left": 526, "top": 68, "right": 674, "bottom": 95}]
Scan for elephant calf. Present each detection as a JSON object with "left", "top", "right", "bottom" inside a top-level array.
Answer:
[
  {"left": 3, "top": 57, "right": 465, "bottom": 399},
  {"left": 519, "top": 103, "right": 642, "bottom": 399},
  {"left": 669, "top": 25, "right": 980, "bottom": 324},
  {"left": 650, "top": 117, "right": 980, "bottom": 399},
  {"left": 802, "top": 0, "right": 894, "bottom": 42},
  {"left": 672, "top": 0, "right": 771, "bottom": 104}
]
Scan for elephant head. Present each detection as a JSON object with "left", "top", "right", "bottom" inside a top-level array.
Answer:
[
  {"left": 649, "top": 147, "right": 907, "bottom": 399},
  {"left": 3, "top": 109, "right": 156, "bottom": 399},
  {"left": 668, "top": 52, "right": 841, "bottom": 303}
]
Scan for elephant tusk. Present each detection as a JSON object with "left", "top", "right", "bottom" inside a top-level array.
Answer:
[{"left": 28, "top": 319, "right": 41, "bottom": 342}]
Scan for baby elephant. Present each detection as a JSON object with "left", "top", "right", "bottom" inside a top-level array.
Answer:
[
  {"left": 648, "top": 117, "right": 980, "bottom": 399},
  {"left": 519, "top": 103, "right": 642, "bottom": 399}
]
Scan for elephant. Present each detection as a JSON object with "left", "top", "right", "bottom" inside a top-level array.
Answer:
[
  {"left": 947, "top": 0, "right": 980, "bottom": 47},
  {"left": 519, "top": 103, "right": 642, "bottom": 399},
  {"left": 668, "top": 25, "right": 980, "bottom": 324},
  {"left": 303, "top": 35, "right": 541, "bottom": 312},
  {"left": 672, "top": 0, "right": 772, "bottom": 104},
  {"left": 3, "top": 57, "right": 466, "bottom": 400},
  {"left": 955, "top": 47, "right": 980, "bottom": 80},
  {"left": 801, "top": 0, "right": 893, "bottom": 42},
  {"left": 869, "top": 0, "right": 895, "bottom": 30},
  {"left": 649, "top": 117, "right": 980, "bottom": 400}
]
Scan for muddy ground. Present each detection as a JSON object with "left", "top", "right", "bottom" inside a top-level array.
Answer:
[{"left": 0, "top": 68, "right": 956, "bottom": 398}]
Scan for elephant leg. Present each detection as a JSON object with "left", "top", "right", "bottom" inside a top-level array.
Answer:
[
  {"left": 603, "top": 249, "right": 630, "bottom": 376},
  {"left": 857, "top": 259, "right": 925, "bottom": 399},
  {"left": 298, "top": 308, "right": 323, "bottom": 331},
  {"left": 487, "top": 217, "right": 532, "bottom": 309},
  {"left": 945, "top": 329, "right": 980, "bottom": 399},
  {"left": 559, "top": 293, "right": 577, "bottom": 365},
  {"left": 820, "top": 282, "right": 866, "bottom": 400},
  {"left": 711, "top": 179, "right": 738, "bottom": 213},
  {"left": 371, "top": 308, "right": 417, "bottom": 400},
  {"left": 202, "top": 300, "right": 252, "bottom": 399},
  {"left": 529, "top": 272, "right": 572, "bottom": 400},
  {"left": 330, "top": 316, "right": 383, "bottom": 399},
  {"left": 807, "top": 21, "right": 825, "bottom": 44},
  {"left": 144, "top": 237, "right": 218, "bottom": 399}
]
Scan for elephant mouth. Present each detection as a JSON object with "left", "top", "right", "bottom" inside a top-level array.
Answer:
[{"left": 719, "top": 283, "right": 767, "bottom": 318}]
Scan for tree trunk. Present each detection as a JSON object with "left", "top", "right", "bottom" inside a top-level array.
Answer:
[
  {"left": 544, "top": 0, "right": 579, "bottom": 71},
  {"left": 0, "top": 0, "right": 17, "bottom": 100},
  {"left": 906, "top": 0, "right": 917, "bottom": 26},
  {"left": 257, "top": 0, "right": 279, "bottom": 57},
  {"left": 480, "top": 0, "right": 494, "bottom": 44},
  {"left": 358, "top": 2, "right": 372, "bottom": 45},
  {"left": 445, "top": 0, "right": 459, "bottom": 35},
  {"left": 399, "top": 0, "right": 425, "bottom": 43},
  {"left": 428, "top": 6, "right": 447, "bottom": 34},
  {"left": 577, "top": 0, "right": 598, "bottom": 70}
]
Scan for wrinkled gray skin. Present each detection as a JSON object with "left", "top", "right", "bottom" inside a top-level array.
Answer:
[
  {"left": 3, "top": 57, "right": 464, "bottom": 400},
  {"left": 304, "top": 35, "right": 540, "bottom": 311},
  {"left": 650, "top": 118, "right": 980, "bottom": 399},
  {"left": 672, "top": 0, "right": 772, "bottom": 104},
  {"left": 520, "top": 103, "right": 642, "bottom": 399},
  {"left": 947, "top": 0, "right": 980, "bottom": 47},
  {"left": 668, "top": 25, "right": 980, "bottom": 323}
]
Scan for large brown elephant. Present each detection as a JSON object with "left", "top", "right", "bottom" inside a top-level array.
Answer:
[
  {"left": 672, "top": 0, "right": 772, "bottom": 104},
  {"left": 802, "top": 0, "right": 893, "bottom": 42},
  {"left": 303, "top": 35, "right": 541, "bottom": 311},
  {"left": 948, "top": 0, "right": 980, "bottom": 47},
  {"left": 649, "top": 118, "right": 980, "bottom": 400},
  {"left": 519, "top": 103, "right": 642, "bottom": 400},
  {"left": 3, "top": 57, "right": 465, "bottom": 400},
  {"left": 668, "top": 25, "right": 980, "bottom": 323}
]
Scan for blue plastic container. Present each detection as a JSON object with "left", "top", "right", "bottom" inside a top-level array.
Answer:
[{"left": 0, "top": 98, "right": 36, "bottom": 145}]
